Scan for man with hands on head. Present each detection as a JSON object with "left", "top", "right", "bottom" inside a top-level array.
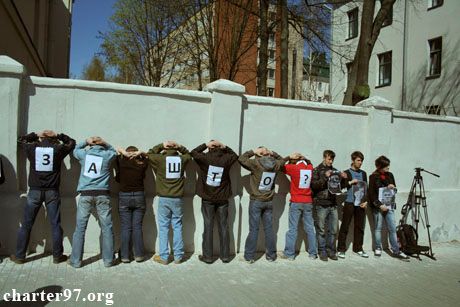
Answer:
[
  {"left": 11, "top": 130, "right": 75, "bottom": 264},
  {"left": 239, "top": 146, "right": 292, "bottom": 263},
  {"left": 68, "top": 136, "right": 117, "bottom": 268},
  {"left": 191, "top": 140, "right": 238, "bottom": 264},
  {"left": 147, "top": 140, "right": 191, "bottom": 265}
]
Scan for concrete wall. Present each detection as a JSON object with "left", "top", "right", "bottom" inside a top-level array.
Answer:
[{"left": 1, "top": 56, "right": 459, "bottom": 258}]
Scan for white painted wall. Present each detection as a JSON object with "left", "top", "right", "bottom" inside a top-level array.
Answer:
[
  {"left": 331, "top": 1, "right": 460, "bottom": 116},
  {"left": 1, "top": 56, "right": 459, "bottom": 258}
]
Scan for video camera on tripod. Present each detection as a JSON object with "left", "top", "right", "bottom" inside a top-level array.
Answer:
[{"left": 397, "top": 167, "right": 439, "bottom": 260}]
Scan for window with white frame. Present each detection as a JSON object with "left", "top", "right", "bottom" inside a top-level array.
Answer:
[
  {"left": 269, "top": 49, "right": 275, "bottom": 60},
  {"left": 318, "top": 82, "right": 322, "bottom": 91},
  {"left": 428, "top": 0, "right": 443, "bottom": 10},
  {"left": 377, "top": 51, "right": 392, "bottom": 86},
  {"left": 347, "top": 8, "right": 358, "bottom": 39},
  {"left": 268, "top": 68, "right": 275, "bottom": 79},
  {"left": 428, "top": 37, "right": 442, "bottom": 77}
]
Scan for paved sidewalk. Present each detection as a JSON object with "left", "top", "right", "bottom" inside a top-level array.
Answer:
[{"left": 0, "top": 242, "right": 459, "bottom": 307}]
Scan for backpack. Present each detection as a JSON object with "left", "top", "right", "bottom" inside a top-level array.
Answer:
[{"left": 397, "top": 224, "right": 429, "bottom": 254}]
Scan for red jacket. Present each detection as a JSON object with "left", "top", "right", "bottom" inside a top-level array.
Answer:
[{"left": 284, "top": 161, "right": 314, "bottom": 203}]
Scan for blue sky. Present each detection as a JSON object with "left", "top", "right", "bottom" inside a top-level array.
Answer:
[{"left": 69, "top": 0, "right": 117, "bottom": 78}]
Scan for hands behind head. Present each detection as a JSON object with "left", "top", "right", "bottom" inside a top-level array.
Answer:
[
  {"left": 206, "top": 140, "right": 225, "bottom": 149},
  {"left": 38, "top": 130, "right": 57, "bottom": 138},
  {"left": 87, "top": 136, "right": 105, "bottom": 146},
  {"left": 163, "top": 140, "right": 179, "bottom": 149}
]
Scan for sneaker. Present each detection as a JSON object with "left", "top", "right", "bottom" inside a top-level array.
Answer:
[
  {"left": 266, "top": 257, "right": 276, "bottom": 262},
  {"left": 395, "top": 251, "right": 410, "bottom": 260},
  {"left": 337, "top": 252, "right": 346, "bottom": 259},
  {"left": 53, "top": 254, "right": 68, "bottom": 264},
  {"left": 308, "top": 254, "right": 318, "bottom": 260},
  {"left": 134, "top": 256, "right": 144, "bottom": 262},
  {"left": 319, "top": 254, "right": 328, "bottom": 262},
  {"left": 355, "top": 251, "right": 369, "bottom": 258},
  {"left": 221, "top": 258, "right": 231, "bottom": 263},
  {"left": 374, "top": 248, "right": 382, "bottom": 257},
  {"left": 279, "top": 253, "right": 295, "bottom": 261},
  {"left": 121, "top": 258, "right": 131, "bottom": 264},
  {"left": 153, "top": 255, "right": 168, "bottom": 265},
  {"left": 329, "top": 254, "right": 338, "bottom": 261},
  {"left": 173, "top": 258, "right": 184, "bottom": 264},
  {"left": 198, "top": 255, "right": 213, "bottom": 264},
  {"left": 243, "top": 258, "right": 255, "bottom": 264},
  {"left": 10, "top": 255, "right": 25, "bottom": 264}
]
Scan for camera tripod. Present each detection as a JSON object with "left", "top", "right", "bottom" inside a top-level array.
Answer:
[{"left": 399, "top": 167, "right": 439, "bottom": 260}]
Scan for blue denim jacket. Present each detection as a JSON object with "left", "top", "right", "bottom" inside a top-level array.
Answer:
[{"left": 73, "top": 141, "right": 116, "bottom": 192}]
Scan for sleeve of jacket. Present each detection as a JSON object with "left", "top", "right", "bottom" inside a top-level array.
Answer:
[
  {"left": 73, "top": 141, "right": 88, "bottom": 161},
  {"left": 224, "top": 146, "right": 239, "bottom": 167},
  {"left": 362, "top": 171, "right": 369, "bottom": 203},
  {"left": 342, "top": 169, "right": 353, "bottom": 189},
  {"left": 0, "top": 157, "right": 4, "bottom": 185},
  {"left": 147, "top": 144, "right": 163, "bottom": 171},
  {"left": 17, "top": 132, "right": 39, "bottom": 151},
  {"left": 178, "top": 145, "right": 191, "bottom": 166},
  {"left": 238, "top": 150, "right": 257, "bottom": 171},
  {"left": 57, "top": 133, "right": 76, "bottom": 157},
  {"left": 272, "top": 151, "right": 289, "bottom": 172},
  {"left": 190, "top": 143, "right": 207, "bottom": 166},
  {"left": 368, "top": 174, "right": 382, "bottom": 209},
  {"left": 311, "top": 167, "right": 327, "bottom": 191}
]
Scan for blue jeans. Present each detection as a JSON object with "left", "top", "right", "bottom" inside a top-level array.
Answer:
[
  {"left": 70, "top": 195, "right": 114, "bottom": 267},
  {"left": 15, "top": 189, "right": 63, "bottom": 259},
  {"left": 284, "top": 202, "right": 317, "bottom": 258},
  {"left": 244, "top": 199, "right": 276, "bottom": 260},
  {"left": 118, "top": 191, "right": 146, "bottom": 260},
  {"left": 157, "top": 197, "right": 184, "bottom": 261},
  {"left": 315, "top": 205, "right": 338, "bottom": 256},
  {"left": 373, "top": 209, "right": 399, "bottom": 253}
]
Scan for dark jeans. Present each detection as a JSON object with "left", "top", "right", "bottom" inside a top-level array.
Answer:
[
  {"left": 15, "top": 189, "right": 63, "bottom": 259},
  {"left": 315, "top": 205, "right": 338, "bottom": 257},
  {"left": 201, "top": 200, "right": 230, "bottom": 260},
  {"left": 118, "top": 191, "right": 146, "bottom": 260},
  {"left": 337, "top": 202, "right": 366, "bottom": 252},
  {"left": 244, "top": 199, "right": 276, "bottom": 260}
]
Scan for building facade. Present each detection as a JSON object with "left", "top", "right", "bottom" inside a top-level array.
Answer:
[
  {"left": 331, "top": 0, "right": 459, "bottom": 116},
  {"left": 160, "top": 1, "right": 305, "bottom": 99},
  {"left": 0, "top": 0, "right": 73, "bottom": 78}
]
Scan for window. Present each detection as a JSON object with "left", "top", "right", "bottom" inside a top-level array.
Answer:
[
  {"left": 377, "top": 51, "right": 392, "bottom": 87},
  {"left": 382, "top": 6, "right": 393, "bottom": 27},
  {"left": 318, "top": 82, "right": 322, "bottom": 91},
  {"left": 269, "top": 49, "right": 275, "bottom": 60},
  {"left": 347, "top": 8, "right": 358, "bottom": 39},
  {"left": 428, "top": 37, "right": 442, "bottom": 78},
  {"left": 428, "top": 0, "right": 443, "bottom": 10},
  {"left": 268, "top": 87, "right": 274, "bottom": 97},
  {"left": 268, "top": 68, "right": 275, "bottom": 79},
  {"left": 426, "top": 105, "right": 441, "bottom": 115},
  {"left": 269, "top": 12, "right": 276, "bottom": 22},
  {"left": 269, "top": 32, "right": 275, "bottom": 43}
]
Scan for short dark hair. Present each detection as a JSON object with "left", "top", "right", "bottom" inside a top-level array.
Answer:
[
  {"left": 323, "top": 150, "right": 335, "bottom": 159},
  {"left": 351, "top": 151, "right": 364, "bottom": 161},
  {"left": 126, "top": 146, "right": 138, "bottom": 152},
  {"left": 375, "top": 155, "right": 390, "bottom": 170}
]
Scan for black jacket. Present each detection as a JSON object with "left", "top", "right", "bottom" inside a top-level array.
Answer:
[
  {"left": 368, "top": 171, "right": 396, "bottom": 210},
  {"left": 18, "top": 132, "right": 76, "bottom": 190},
  {"left": 0, "top": 156, "right": 4, "bottom": 185},
  {"left": 191, "top": 143, "right": 238, "bottom": 202},
  {"left": 311, "top": 163, "right": 344, "bottom": 206}
]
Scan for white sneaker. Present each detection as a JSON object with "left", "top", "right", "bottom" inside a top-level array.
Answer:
[
  {"left": 396, "top": 251, "right": 410, "bottom": 259},
  {"left": 355, "top": 250, "right": 369, "bottom": 258},
  {"left": 374, "top": 248, "right": 382, "bottom": 256},
  {"left": 337, "top": 252, "right": 346, "bottom": 259}
]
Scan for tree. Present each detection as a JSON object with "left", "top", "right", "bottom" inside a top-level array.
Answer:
[
  {"left": 342, "top": 0, "right": 396, "bottom": 105},
  {"left": 81, "top": 56, "right": 106, "bottom": 81},
  {"left": 100, "top": 0, "right": 183, "bottom": 86},
  {"left": 278, "top": 0, "right": 289, "bottom": 98}
]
